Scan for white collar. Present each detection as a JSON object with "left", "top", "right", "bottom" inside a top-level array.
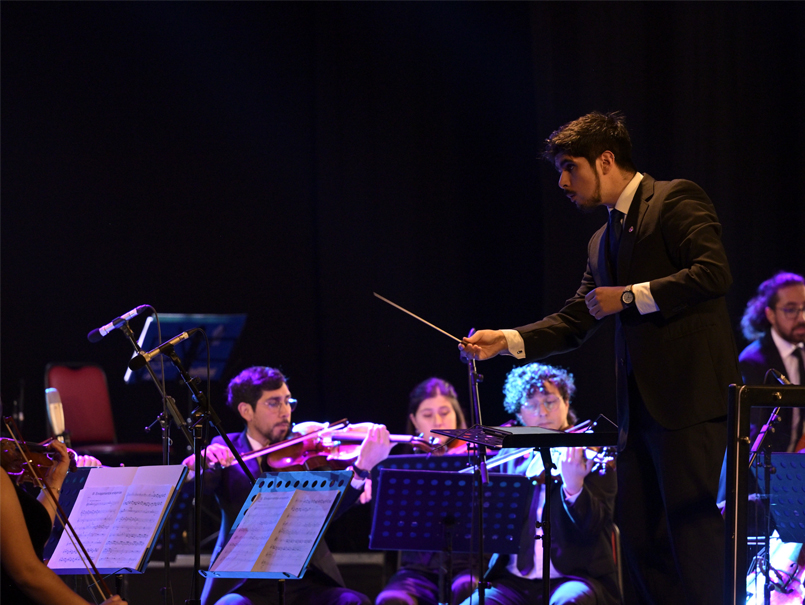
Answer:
[
  {"left": 246, "top": 431, "right": 267, "bottom": 452},
  {"left": 610, "top": 172, "right": 643, "bottom": 215},
  {"left": 771, "top": 327, "right": 804, "bottom": 359}
]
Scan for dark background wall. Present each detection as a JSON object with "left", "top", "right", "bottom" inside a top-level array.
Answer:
[{"left": 3, "top": 2, "right": 804, "bottom": 450}]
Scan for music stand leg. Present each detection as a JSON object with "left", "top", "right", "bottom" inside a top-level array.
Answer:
[{"left": 539, "top": 447, "right": 553, "bottom": 605}]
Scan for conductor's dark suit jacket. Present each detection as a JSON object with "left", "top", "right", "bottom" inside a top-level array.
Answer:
[
  {"left": 485, "top": 453, "right": 620, "bottom": 605},
  {"left": 516, "top": 175, "right": 741, "bottom": 445},
  {"left": 199, "top": 430, "right": 362, "bottom": 605}
]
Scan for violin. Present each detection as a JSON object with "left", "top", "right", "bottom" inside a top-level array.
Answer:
[
  {"left": 747, "top": 540, "right": 805, "bottom": 605},
  {"left": 0, "top": 437, "right": 77, "bottom": 485},
  {"left": 2, "top": 416, "right": 114, "bottom": 601},
  {"left": 224, "top": 420, "right": 436, "bottom": 472}
]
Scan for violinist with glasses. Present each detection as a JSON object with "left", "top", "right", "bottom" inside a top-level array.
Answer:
[
  {"left": 181, "top": 365, "right": 392, "bottom": 605},
  {"left": 458, "top": 363, "right": 619, "bottom": 605}
]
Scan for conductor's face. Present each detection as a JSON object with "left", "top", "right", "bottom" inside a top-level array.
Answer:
[
  {"left": 555, "top": 153, "right": 602, "bottom": 212},
  {"left": 517, "top": 381, "right": 570, "bottom": 431},
  {"left": 238, "top": 384, "right": 294, "bottom": 445}
]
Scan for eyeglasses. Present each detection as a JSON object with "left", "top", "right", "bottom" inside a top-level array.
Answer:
[
  {"left": 775, "top": 305, "right": 805, "bottom": 320},
  {"left": 521, "top": 396, "right": 563, "bottom": 412},
  {"left": 259, "top": 397, "right": 297, "bottom": 411}
]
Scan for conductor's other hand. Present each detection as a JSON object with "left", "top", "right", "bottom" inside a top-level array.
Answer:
[
  {"left": 584, "top": 286, "right": 625, "bottom": 319},
  {"left": 458, "top": 329, "right": 508, "bottom": 361},
  {"left": 355, "top": 424, "right": 392, "bottom": 472}
]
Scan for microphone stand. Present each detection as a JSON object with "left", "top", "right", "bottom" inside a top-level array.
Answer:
[
  {"left": 118, "top": 321, "right": 194, "bottom": 605},
  {"left": 464, "top": 355, "right": 488, "bottom": 605},
  {"left": 160, "top": 345, "right": 255, "bottom": 605}
]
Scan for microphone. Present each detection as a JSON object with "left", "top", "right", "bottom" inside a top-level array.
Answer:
[
  {"left": 45, "top": 388, "right": 66, "bottom": 443},
  {"left": 769, "top": 369, "right": 792, "bottom": 385},
  {"left": 87, "top": 305, "right": 151, "bottom": 343},
  {"left": 128, "top": 328, "right": 201, "bottom": 371}
]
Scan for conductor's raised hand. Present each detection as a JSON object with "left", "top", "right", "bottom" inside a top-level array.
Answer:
[
  {"left": 458, "top": 329, "right": 508, "bottom": 361},
  {"left": 584, "top": 287, "right": 625, "bottom": 320}
]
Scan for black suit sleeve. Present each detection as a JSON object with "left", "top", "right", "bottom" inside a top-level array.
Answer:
[
  {"left": 648, "top": 180, "right": 732, "bottom": 320},
  {"left": 516, "top": 257, "right": 603, "bottom": 360}
]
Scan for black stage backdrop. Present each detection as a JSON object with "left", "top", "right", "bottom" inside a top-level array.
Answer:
[{"left": 2, "top": 2, "right": 804, "bottom": 448}]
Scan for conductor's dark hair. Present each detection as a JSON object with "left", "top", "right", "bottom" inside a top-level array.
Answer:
[
  {"left": 227, "top": 366, "right": 287, "bottom": 412},
  {"left": 741, "top": 272, "right": 805, "bottom": 341},
  {"left": 543, "top": 111, "right": 636, "bottom": 173}
]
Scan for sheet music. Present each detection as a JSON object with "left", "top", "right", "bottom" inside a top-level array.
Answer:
[
  {"left": 96, "top": 484, "right": 173, "bottom": 569},
  {"left": 255, "top": 490, "right": 338, "bottom": 574},
  {"left": 210, "top": 491, "right": 294, "bottom": 573},
  {"left": 49, "top": 486, "right": 127, "bottom": 568},
  {"left": 47, "top": 465, "right": 186, "bottom": 573}
]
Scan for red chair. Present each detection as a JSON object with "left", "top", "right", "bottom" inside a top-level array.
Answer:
[{"left": 44, "top": 363, "right": 164, "bottom": 458}]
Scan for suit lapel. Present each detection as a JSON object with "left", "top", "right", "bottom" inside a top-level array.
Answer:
[{"left": 617, "top": 174, "right": 654, "bottom": 284}]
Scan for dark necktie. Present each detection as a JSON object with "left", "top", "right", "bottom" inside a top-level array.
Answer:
[
  {"left": 795, "top": 348, "right": 805, "bottom": 386},
  {"left": 608, "top": 209, "right": 624, "bottom": 278}
]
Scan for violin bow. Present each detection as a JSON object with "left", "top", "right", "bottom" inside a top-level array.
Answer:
[
  {"left": 240, "top": 418, "right": 350, "bottom": 463},
  {"left": 2, "top": 417, "right": 113, "bottom": 601}
]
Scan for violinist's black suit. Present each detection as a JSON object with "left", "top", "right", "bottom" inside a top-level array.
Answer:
[
  {"left": 740, "top": 331, "right": 799, "bottom": 451},
  {"left": 515, "top": 175, "right": 741, "bottom": 604},
  {"left": 199, "top": 430, "right": 368, "bottom": 605}
]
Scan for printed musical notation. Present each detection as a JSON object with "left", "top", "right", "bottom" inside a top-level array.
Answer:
[
  {"left": 256, "top": 491, "right": 337, "bottom": 574},
  {"left": 210, "top": 489, "right": 339, "bottom": 576},
  {"left": 47, "top": 465, "right": 186, "bottom": 574},
  {"left": 96, "top": 484, "right": 173, "bottom": 569},
  {"left": 49, "top": 486, "right": 127, "bottom": 566}
]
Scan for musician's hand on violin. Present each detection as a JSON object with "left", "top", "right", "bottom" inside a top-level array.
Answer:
[
  {"left": 68, "top": 449, "right": 103, "bottom": 468},
  {"left": 359, "top": 478, "right": 373, "bottom": 505},
  {"left": 458, "top": 329, "right": 508, "bottom": 361},
  {"left": 182, "top": 444, "right": 235, "bottom": 473},
  {"left": 354, "top": 424, "right": 392, "bottom": 473},
  {"left": 45, "top": 439, "right": 71, "bottom": 486},
  {"left": 558, "top": 447, "right": 593, "bottom": 497}
]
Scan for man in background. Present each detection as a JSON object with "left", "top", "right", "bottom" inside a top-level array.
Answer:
[{"left": 739, "top": 271, "right": 805, "bottom": 452}]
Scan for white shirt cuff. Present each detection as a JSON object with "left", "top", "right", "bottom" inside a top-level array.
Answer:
[
  {"left": 502, "top": 329, "right": 526, "bottom": 359},
  {"left": 563, "top": 485, "right": 582, "bottom": 503},
  {"left": 633, "top": 281, "right": 659, "bottom": 315}
]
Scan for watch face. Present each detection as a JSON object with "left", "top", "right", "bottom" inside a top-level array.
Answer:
[{"left": 622, "top": 291, "right": 635, "bottom": 305}]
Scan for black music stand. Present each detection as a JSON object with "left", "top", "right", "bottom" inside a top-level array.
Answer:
[
  {"left": 762, "top": 453, "right": 805, "bottom": 544},
  {"left": 123, "top": 313, "right": 246, "bottom": 384},
  {"left": 370, "top": 469, "right": 533, "bottom": 604},
  {"left": 432, "top": 425, "right": 618, "bottom": 604},
  {"left": 725, "top": 384, "right": 805, "bottom": 605}
]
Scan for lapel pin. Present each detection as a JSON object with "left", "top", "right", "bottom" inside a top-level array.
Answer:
[{"left": 628, "top": 226, "right": 634, "bottom": 233}]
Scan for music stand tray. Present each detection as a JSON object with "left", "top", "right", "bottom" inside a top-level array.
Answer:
[
  {"left": 124, "top": 313, "right": 246, "bottom": 383},
  {"left": 201, "top": 470, "right": 352, "bottom": 580},
  {"left": 432, "top": 425, "right": 618, "bottom": 449},
  {"left": 369, "top": 469, "right": 533, "bottom": 554}
]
